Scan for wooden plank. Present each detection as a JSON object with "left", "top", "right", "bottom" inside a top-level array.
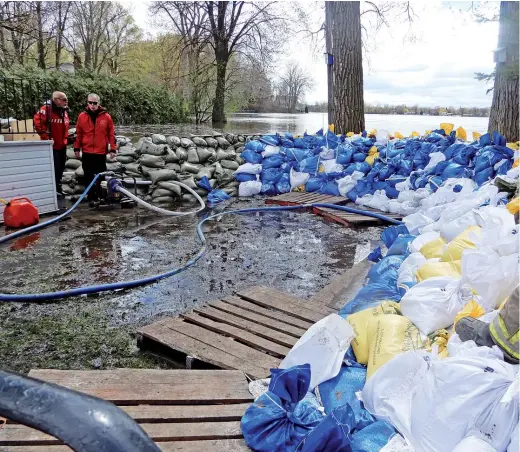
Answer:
[
  {"left": 0, "top": 422, "right": 242, "bottom": 446},
  {"left": 0, "top": 439, "right": 250, "bottom": 452},
  {"left": 193, "top": 306, "right": 298, "bottom": 348},
  {"left": 222, "top": 296, "right": 314, "bottom": 330},
  {"left": 28, "top": 369, "right": 246, "bottom": 387},
  {"left": 208, "top": 300, "right": 307, "bottom": 338},
  {"left": 138, "top": 323, "right": 269, "bottom": 379},
  {"left": 158, "top": 319, "right": 280, "bottom": 370},
  {"left": 181, "top": 312, "right": 290, "bottom": 358}
]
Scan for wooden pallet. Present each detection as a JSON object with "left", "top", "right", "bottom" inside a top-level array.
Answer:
[
  {"left": 265, "top": 192, "right": 347, "bottom": 206},
  {"left": 0, "top": 369, "right": 253, "bottom": 451},
  {"left": 138, "top": 286, "right": 335, "bottom": 379},
  {"left": 312, "top": 204, "right": 402, "bottom": 228}
]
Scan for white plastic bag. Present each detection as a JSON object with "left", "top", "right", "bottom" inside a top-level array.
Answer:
[
  {"left": 261, "top": 145, "right": 280, "bottom": 158},
  {"left": 238, "top": 180, "right": 262, "bottom": 197},
  {"left": 474, "top": 205, "right": 515, "bottom": 232},
  {"left": 375, "top": 129, "right": 389, "bottom": 146},
  {"left": 424, "top": 152, "right": 446, "bottom": 172},
  {"left": 400, "top": 277, "right": 473, "bottom": 335},
  {"left": 461, "top": 248, "right": 519, "bottom": 310},
  {"left": 440, "top": 211, "right": 479, "bottom": 242},
  {"left": 409, "top": 231, "right": 441, "bottom": 253},
  {"left": 337, "top": 171, "right": 364, "bottom": 197},
  {"left": 319, "top": 146, "right": 336, "bottom": 160},
  {"left": 289, "top": 168, "right": 310, "bottom": 189},
  {"left": 476, "top": 224, "right": 520, "bottom": 256},
  {"left": 279, "top": 314, "right": 355, "bottom": 390},
  {"left": 508, "top": 422, "right": 519, "bottom": 452},
  {"left": 235, "top": 163, "right": 263, "bottom": 175},
  {"left": 320, "top": 158, "right": 343, "bottom": 173},
  {"left": 452, "top": 436, "right": 497, "bottom": 451},
  {"left": 403, "top": 213, "right": 435, "bottom": 235},
  {"left": 397, "top": 252, "right": 428, "bottom": 292}
]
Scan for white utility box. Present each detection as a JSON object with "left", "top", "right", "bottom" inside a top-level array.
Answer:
[{"left": 0, "top": 140, "right": 58, "bottom": 223}]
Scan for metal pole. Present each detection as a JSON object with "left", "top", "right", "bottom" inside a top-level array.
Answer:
[{"left": 325, "top": 2, "right": 333, "bottom": 127}]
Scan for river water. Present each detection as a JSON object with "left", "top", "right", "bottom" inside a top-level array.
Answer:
[{"left": 116, "top": 112, "right": 489, "bottom": 138}]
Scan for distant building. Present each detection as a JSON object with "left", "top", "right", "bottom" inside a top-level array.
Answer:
[{"left": 47, "top": 62, "right": 75, "bottom": 74}]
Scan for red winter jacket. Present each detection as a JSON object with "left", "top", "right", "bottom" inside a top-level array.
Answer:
[
  {"left": 73, "top": 107, "right": 117, "bottom": 155},
  {"left": 33, "top": 101, "right": 70, "bottom": 150}
]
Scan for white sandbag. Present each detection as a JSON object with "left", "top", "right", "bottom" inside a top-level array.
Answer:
[
  {"left": 261, "top": 145, "right": 280, "bottom": 158},
  {"left": 461, "top": 248, "right": 519, "bottom": 311},
  {"left": 118, "top": 145, "right": 138, "bottom": 157},
  {"left": 176, "top": 148, "right": 188, "bottom": 161},
  {"left": 107, "top": 162, "right": 123, "bottom": 172},
  {"left": 319, "top": 146, "right": 336, "bottom": 160},
  {"left": 116, "top": 155, "right": 134, "bottom": 164},
  {"left": 508, "top": 422, "right": 519, "bottom": 452},
  {"left": 164, "top": 148, "right": 179, "bottom": 163},
  {"left": 220, "top": 159, "right": 239, "bottom": 170},
  {"left": 165, "top": 163, "right": 181, "bottom": 172},
  {"left": 235, "top": 163, "right": 262, "bottom": 175},
  {"left": 149, "top": 169, "right": 177, "bottom": 185},
  {"left": 474, "top": 205, "right": 515, "bottom": 232},
  {"left": 106, "top": 153, "right": 117, "bottom": 163},
  {"left": 178, "top": 176, "right": 197, "bottom": 190},
  {"left": 151, "top": 134, "right": 167, "bottom": 144},
  {"left": 196, "top": 167, "right": 215, "bottom": 180},
  {"left": 363, "top": 350, "right": 519, "bottom": 452},
  {"left": 167, "top": 135, "right": 181, "bottom": 147},
  {"left": 320, "top": 158, "right": 343, "bottom": 173},
  {"left": 279, "top": 314, "right": 355, "bottom": 390},
  {"left": 424, "top": 151, "right": 446, "bottom": 172},
  {"left": 142, "top": 141, "right": 166, "bottom": 156},
  {"left": 289, "top": 168, "right": 310, "bottom": 189},
  {"left": 180, "top": 137, "right": 194, "bottom": 148},
  {"left": 157, "top": 181, "right": 182, "bottom": 197},
  {"left": 196, "top": 147, "right": 214, "bottom": 163},
  {"left": 397, "top": 252, "right": 428, "bottom": 293},
  {"left": 65, "top": 159, "right": 82, "bottom": 170},
  {"left": 336, "top": 170, "right": 364, "bottom": 197},
  {"left": 135, "top": 137, "right": 152, "bottom": 151},
  {"left": 409, "top": 231, "right": 441, "bottom": 253},
  {"left": 192, "top": 136, "right": 207, "bottom": 146},
  {"left": 375, "top": 129, "right": 389, "bottom": 146},
  {"left": 187, "top": 148, "right": 200, "bottom": 163},
  {"left": 400, "top": 277, "right": 473, "bottom": 335},
  {"left": 238, "top": 180, "right": 262, "bottom": 197},
  {"left": 216, "top": 149, "right": 236, "bottom": 161},
  {"left": 440, "top": 210, "right": 479, "bottom": 242},
  {"left": 477, "top": 225, "right": 520, "bottom": 256},
  {"left": 140, "top": 154, "right": 165, "bottom": 169},
  {"left": 75, "top": 166, "right": 84, "bottom": 178},
  {"left": 181, "top": 162, "right": 202, "bottom": 174},
  {"left": 205, "top": 137, "right": 218, "bottom": 148},
  {"left": 152, "top": 188, "right": 175, "bottom": 198},
  {"left": 453, "top": 435, "right": 497, "bottom": 451},
  {"left": 403, "top": 213, "right": 434, "bottom": 235},
  {"left": 216, "top": 136, "right": 230, "bottom": 148},
  {"left": 153, "top": 195, "right": 175, "bottom": 204}
]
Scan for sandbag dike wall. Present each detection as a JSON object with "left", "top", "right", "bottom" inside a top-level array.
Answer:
[{"left": 61, "top": 132, "right": 258, "bottom": 203}]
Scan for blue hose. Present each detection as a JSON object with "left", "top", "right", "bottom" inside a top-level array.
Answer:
[{"left": 0, "top": 198, "right": 402, "bottom": 302}]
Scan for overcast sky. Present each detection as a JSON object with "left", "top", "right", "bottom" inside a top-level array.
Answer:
[{"left": 121, "top": 1, "right": 499, "bottom": 108}]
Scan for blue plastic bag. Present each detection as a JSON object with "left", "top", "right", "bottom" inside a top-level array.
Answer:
[
  {"left": 245, "top": 140, "right": 265, "bottom": 152},
  {"left": 197, "top": 176, "right": 212, "bottom": 192},
  {"left": 276, "top": 173, "right": 291, "bottom": 194},
  {"left": 350, "top": 421, "right": 396, "bottom": 452},
  {"left": 235, "top": 172, "right": 257, "bottom": 182},
  {"left": 337, "top": 145, "right": 354, "bottom": 165},
  {"left": 299, "top": 156, "right": 320, "bottom": 174},
  {"left": 320, "top": 181, "right": 340, "bottom": 196},
  {"left": 386, "top": 234, "right": 415, "bottom": 256},
  {"left": 473, "top": 167, "right": 495, "bottom": 186},
  {"left": 260, "top": 134, "right": 279, "bottom": 146},
  {"left": 261, "top": 183, "right": 277, "bottom": 195},
  {"left": 207, "top": 189, "right": 230, "bottom": 206},
  {"left": 353, "top": 152, "right": 366, "bottom": 163},
  {"left": 325, "top": 130, "right": 339, "bottom": 149},
  {"left": 381, "top": 225, "right": 409, "bottom": 248},
  {"left": 368, "top": 246, "right": 383, "bottom": 263},
  {"left": 368, "top": 254, "right": 406, "bottom": 286},
  {"left": 294, "top": 137, "right": 307, "bottom": 149},
  {"left": 261, "top": 168, "right": 283, "bottom": 184},
  {"left": 306, "top": 176, "right": 325, "bottom": 192},
  {"left": 286, "top": 148, "right": 310, "bottom": 162},
  {"left": 241, "top": 365, "right": 323, "bottom": 452},
  {"left": 263, "top": 154, "right": 284, "bottom": 169},
  {"left": 338, "top": 282, "right": 401, "bottom": 317},
  {"left": 474, "top": 146, "right": 504, "bottom": 173},
  {"left": 241, "top": 149, "right": 263, "bottom": 164},
  {"left": 345, "top": 162, "right": 370, "bottom": 175}
]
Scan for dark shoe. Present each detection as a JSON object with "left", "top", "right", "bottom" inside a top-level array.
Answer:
[
  {"left": 89, "top": 200, "right": 100, "bottom": 208},
  {"left": 455, "top": 317, "right": 495, "bottom": 348}
]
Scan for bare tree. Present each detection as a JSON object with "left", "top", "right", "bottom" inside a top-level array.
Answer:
[
  {"left": 276, "top": 62, "right": 313, "bottom": 113},
  {"left": 488, "top": 1, "right": 519, "bottom": 140},
  {"left": 52, "top": 1, "right": 72, "bottom": 68}
]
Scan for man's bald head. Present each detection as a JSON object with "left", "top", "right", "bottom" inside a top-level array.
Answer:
[{"left": 52, "top": 91, "right": 68, "bottom": 108}]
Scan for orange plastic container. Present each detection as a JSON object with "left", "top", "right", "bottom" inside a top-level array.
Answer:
[{"left": 3, "top": 197, "right": 40, "bottom": 229}]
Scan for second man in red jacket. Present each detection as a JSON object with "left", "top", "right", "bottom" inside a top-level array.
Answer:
[{"left": 74, "top": 93, "right": 117, "bottom": 206}]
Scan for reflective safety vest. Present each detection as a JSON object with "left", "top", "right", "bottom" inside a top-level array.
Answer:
[{"left": 490, "top": 286, "right": 519, "bottom": 363}]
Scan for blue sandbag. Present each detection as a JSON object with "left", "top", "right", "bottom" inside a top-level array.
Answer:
[
  {"left": 263, "top": 154, "right": 284, "bottom": 169},
  {"left": 260, "top": 134, "right": 279, "bottom": 146},
  {"left": 299, "top": 156, "right": 320, "bottom": 174},
  {"left": 353, "top": 152, "right": 366, "bottom": 162},
  {"left": 385, "top": 185, "right": 399, "bottom": 199},
  {"left": 286, "top": 148, "right": 311, "bottom": 162},
  {"left": 473, "top": 146, "right": 504, "bottom": 173},
  {"left": 280, "top": 162, "right": 295, "bottom": 173},
  {"left": 197, "top": 176, "right": 212, "bottom": 192},
  {"left": 386, "top": 234, "right": 415, "bottom": 256},
  {"left": 338, "top": 282, "right": 401, "bottom": 317},
  {"left": 441, "top": 162, "right": 471, "bottom": 179},
  {"left": 241, "top": 365, "right": 323, "bottom": 452},
  {"left": 347, "top": 189, "right": 358, "bottom": 203},
  {"left": 368, "top": 246, "right": 382, "bottom": 263},
  {"left": 276, "top": 173, "right": 291, "bottom": 194},
  {"left": 368, "top": 254, "right": 406, "bottom": 286},
  {"left": 281, "top": 137, "right": 293, "bottom": 147},
  {"left": 261, "top": 183, "right": 277, "bottom": 195},
  {"left": 207, "top": 189, "right": 230, "bottom": 206},
  {"left": 350, "top": 420, "right": 396, "bottom": 452},
  {"left": 345, "top": 162, "right": 370, "bottom": 175},
  {"left": 325, "top": 130, "right": 340, "bottom": 149},
  {"left": 381, "top": 225, "right": 409, "bottom": 248},
  {"left": 245, "top": 140, "right": 265, "bottom": 152},
  {"left": 496, "top": 158, "right": 513, "bottom": 175},
  {"left": 235, "top": 172, "right": 257, "bottom": 182},
  {"left": 294, "top": 137, "right": 307, "bottom": 149},
  {"left": 241, "top": 149, "right": 263, "bottom": 164},
  {"left": 299, "top": 404, "right": 356, "bottom": 452},
  {"left": 261, "top": 168, "right": 282, "bottom": 184},
  {"left": 493, "top": 131, "right": 506, "bottom": 146},
  {"left": 396, "top": 160, "right": 413, "bottom": 176},
  {"left": 320, "top": 181, "right": 340, "bottom": 196},
  {"left": 473, "top": 167, "right": 495, "bottom": 186},
  {"left": 306, "top": 176, "right": 325, "bottom": 193},
  {"left": 337, "top": 147, "right": 354, "bottom": 165},
  {"left": 453, "top": 145, "right": 477, "bottom": 166}
]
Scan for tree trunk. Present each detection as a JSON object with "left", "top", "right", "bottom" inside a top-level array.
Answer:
[
  {"left": 36, "top": 2, "right": 45, "bottom": 69},
  {"left": 326, "top": 1, "right": 364, "bottom": 134},
  {"left": 212, "top": 50, "right": 227, "bottom": 124},
  {"left": 488, "top": 1, "right": 519, "bottom": 141}
]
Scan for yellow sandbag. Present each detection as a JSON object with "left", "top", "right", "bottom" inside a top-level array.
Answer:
[
  {"left": 425, "top": 130, "right": 432, "bottom": 135},
  {"left": 440, "top": 226, "right": 481, "bottom": 262},
  {"left": 440, "top": 123, "right": 454, "bottom": 135},
  {"left": 506, "top": 197, "right": 520, "bottom": 215},
  {"left": 453, "top": 300, "right": 485, "bottom": 328},
  {"left": 329, "top": 124, "right": 335, "bottom": 133},
  {"left": 456, "top": 127, "right": 467, "bottom": 141},
  {"left": 318, "top": 164, "right": 325, "bottom": 173},
  {"left": 394, "top": 131, "right": 404, "bottom": 139},
  {"left": 513, "top": 159, "right": 519, "bottom": 169},
  {"left": 428, "top": 329, "right": 449, "bottom": 358},
  {"left": 365, "top": 154, "right": 379, "bottom": 166},
  {"left": 369, "top": 129, "right": 377, "bottom": 136},
  {"left": 411, "top": 131, "right": 420, "bottom": 137},
  {"left": 368, "top": 146, "right": 378, "bottom": 156},
  {"left": 347, "top": 132, "right": 354, "bottom": 137},
  {"left": 293, "top": 185, "right": 305, "bottom": 192},
  {"left": 507, "top": 142, "right": 519, "bottom": 151},
  {"left": 366, "top": 314, "right": 426, "bottom": 379},
  {"left": 347, "top": 301, "right": 401, "bottom": 365},
  {"left": 472, "top": 131, "right": 482, "bottom": 141},
  {"left": 419, "top": 237, "right": 446, "bottom": 259},
  {"left": 416, "top": 260, "right": 461, "bottom": 282}
]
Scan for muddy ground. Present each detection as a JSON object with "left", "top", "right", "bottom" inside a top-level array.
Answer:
[{"left": 0, "top": 198, "right": 380, "bottom": 373}]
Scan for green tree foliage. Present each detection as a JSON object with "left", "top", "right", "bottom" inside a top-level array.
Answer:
[{"left": 0, "top": 66, "right": 187, "bottom": 125}]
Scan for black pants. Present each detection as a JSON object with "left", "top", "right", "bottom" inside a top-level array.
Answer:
[
  {"left": 53, "top": 148, "right": 67, "bottom": 193},
  {"left": 82, "top": 153, "right": 107, "bottom": 201}
]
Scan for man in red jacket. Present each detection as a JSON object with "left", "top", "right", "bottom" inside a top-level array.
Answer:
[
  {"left": 33, "top": 91, "right": 70, "bottom": 197},
  {"left": 73, "top": 93, "right": 117, "bottom": 206}
]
